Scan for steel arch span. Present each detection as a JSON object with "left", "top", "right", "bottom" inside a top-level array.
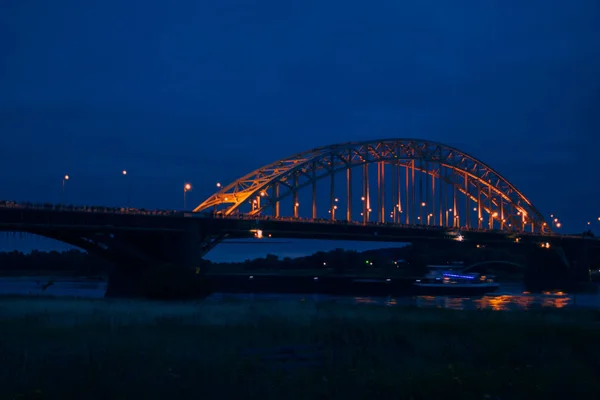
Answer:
[{"left": 194, "top": 139, "right": 551, "bottom": 234}]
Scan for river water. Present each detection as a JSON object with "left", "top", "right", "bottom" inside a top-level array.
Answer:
[{"left": 1, "top": 277, "right": 600, "bottom": 310}]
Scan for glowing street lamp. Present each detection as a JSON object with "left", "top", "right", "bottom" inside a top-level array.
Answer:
[
  {"left": 445, "top": 208, "right": 453, "bottom": 226},
  {"left": 183, "top": 183, "right": 192, "bottom": 210},
  {"left": 122, "top": 170, "right": 130, "bottom": 207},
  {"left": 61, "top": 175, "right": 69, "bottom": 204}
]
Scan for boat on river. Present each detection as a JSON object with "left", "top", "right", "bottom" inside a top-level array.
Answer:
[{"left": 414, "top": 270, "right": 499, "bottom": 296}]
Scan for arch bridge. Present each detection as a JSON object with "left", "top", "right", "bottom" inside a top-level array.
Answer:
[{"left": 194, "top": 139, "right": 551, "bottom": 234}]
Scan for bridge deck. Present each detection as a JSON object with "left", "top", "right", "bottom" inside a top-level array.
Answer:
[{"left": 0, "top": 202, "right": 597, "bottom": 247}]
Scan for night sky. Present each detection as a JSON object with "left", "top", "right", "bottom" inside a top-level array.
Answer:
[{"left": 1, "top": 1, "right": 599, "bottom": 261}]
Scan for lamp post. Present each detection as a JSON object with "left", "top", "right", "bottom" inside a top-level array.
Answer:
[
  {"left": 183, "top": 183, "right": 192, "bottom": 210},
  {"left": 211, "top": 183, "right": 222, "bottom": 214},
  {"left": 61, "top": 175, "right": 69, "bottom": 204},
  {"left": 122, "top": 170, "right": 130, "bottom": 208}
]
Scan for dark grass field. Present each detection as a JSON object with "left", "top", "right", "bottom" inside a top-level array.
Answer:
[{"left": 1, "top": 296, "right": 599, "bottom": 399}]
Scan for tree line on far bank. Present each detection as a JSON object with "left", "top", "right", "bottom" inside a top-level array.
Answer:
[{"left": 0, "top": 241, "right": 524, "bottom": 277}]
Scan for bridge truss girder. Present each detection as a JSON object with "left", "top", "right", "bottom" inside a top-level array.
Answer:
[{"left": 194, "top": 139, "right": 550, "bottom": 234}]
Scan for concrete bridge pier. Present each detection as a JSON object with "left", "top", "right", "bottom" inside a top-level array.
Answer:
[
  {"left": 523, "top": 240, "right": 594, "bottom": 291},
  {"left": 104, "top": 222, "right": 204, "bottom": 298},
  {"left": 104, "top": 262, "right": 147, "bottom": 298},
  {"left": 565, "top": 240, "right": 592, "bottom": 282},
  {"left": 173, "top": 222, "right": 203, "bottom": 270}
]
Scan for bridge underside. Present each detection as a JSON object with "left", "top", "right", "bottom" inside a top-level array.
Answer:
[
  {"left": 44, "top": 229, "right": 203, "bottom": 297},
  {"left": 0, "top": 211, "right": 598, "bottom": 296},
  {"left": 0, "top": 225, "right": 219, "bottom": 298},
  {"left": 208, "top": 221, "right": 598, "bottom": 287}
]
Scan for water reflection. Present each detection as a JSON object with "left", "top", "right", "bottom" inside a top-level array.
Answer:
[
  {"left": 215, "top": 290, "right": 586, "bottom": 310},
  {"left": 354, "top": 296, "right": 380, "bottom": 305},
  {"left": 0, "top": 277, "right": 597, "bottom": 310},
  {"left": 413, "top": 292, "right": 572, "bottom": 311},
  {"left": 473, "top": 295, "right": 530, "bottom": 311},
  {"left": 0, "top": 277, "right": 107, "bottom": 298}
]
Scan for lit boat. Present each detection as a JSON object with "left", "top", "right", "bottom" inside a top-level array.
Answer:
[{"left": 414, "top": 270, "right": 499, "bottom": 296}]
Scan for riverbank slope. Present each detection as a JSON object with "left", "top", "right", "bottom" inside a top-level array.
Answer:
[{"left": 0, "top": 297, "right": 599, "bottom": 399}]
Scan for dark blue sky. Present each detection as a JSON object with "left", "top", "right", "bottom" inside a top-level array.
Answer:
[{"left": 1, "top": 1, "right": 599, "bottom": 261}]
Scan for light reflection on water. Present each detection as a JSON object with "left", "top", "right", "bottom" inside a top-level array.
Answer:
[
  {"left": 412, "top": 293, "right": 571, "bottom": 310},
  {"left": 347, "top": 291, "right": 581, "bottom": 310},
  {"left": 0, "top": 277, "right": 598, "bottom": 310}
]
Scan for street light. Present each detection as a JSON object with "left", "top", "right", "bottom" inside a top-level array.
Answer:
[
  {"left": 183, "top": 183, "right": 192, "bottom": 210},
  {"left": 122, "top": 170, "right": 130, "bottom": 207},
  {"left": 446, "top": 208, "right": 453, "bottom": 226},
  {"left": 61, "top": 175, "right": 69, "bottom": 204}
]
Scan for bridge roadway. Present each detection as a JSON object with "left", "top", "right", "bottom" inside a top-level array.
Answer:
[
  {"left": 0, "top": 201, "right": 597, "bottom": 247},
  {"left": 1, "top": 201, "right": 598, "bottom": 296}
]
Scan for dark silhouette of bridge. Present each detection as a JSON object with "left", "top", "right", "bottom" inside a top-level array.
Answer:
[{"left": 0, "top": 139, "right": 598, "bottom": 295}]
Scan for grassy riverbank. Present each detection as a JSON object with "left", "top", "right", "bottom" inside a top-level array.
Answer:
[{"left": 1, "top": 297, "right": 599, "bottom": 399}]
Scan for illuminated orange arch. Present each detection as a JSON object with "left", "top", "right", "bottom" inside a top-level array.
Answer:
[{"left": 194, "top": 139, "right": 550, "bottom": 233}]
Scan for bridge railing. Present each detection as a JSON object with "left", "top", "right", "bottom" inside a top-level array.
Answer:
[
  {"left": 215, "top": 214, "right": 597, "bottom": 239},
  {"left": 203, "top": 212, "right": 572, "bottom": 238},
  {"left": 0, "top": 200, "right": 181, "bottom": 217},
  {"left": 0, "top": 200, "right": 590, "bottom": 239}
]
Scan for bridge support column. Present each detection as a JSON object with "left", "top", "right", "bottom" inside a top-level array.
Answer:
[
  {"left": 177, "top": 222, "right": 203, "bottom": 270},
  {"left": 105, "top": 262, "right": 146, "bottom": 298},
  {"left": 105, "top": 222, "right": 204, "bottom": 298},
  {"left": 566, "top": 240, "right": 592, "bottom": 282},
  {"left": 524, "top": 240, "right": 594, "bottom": 292}
]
